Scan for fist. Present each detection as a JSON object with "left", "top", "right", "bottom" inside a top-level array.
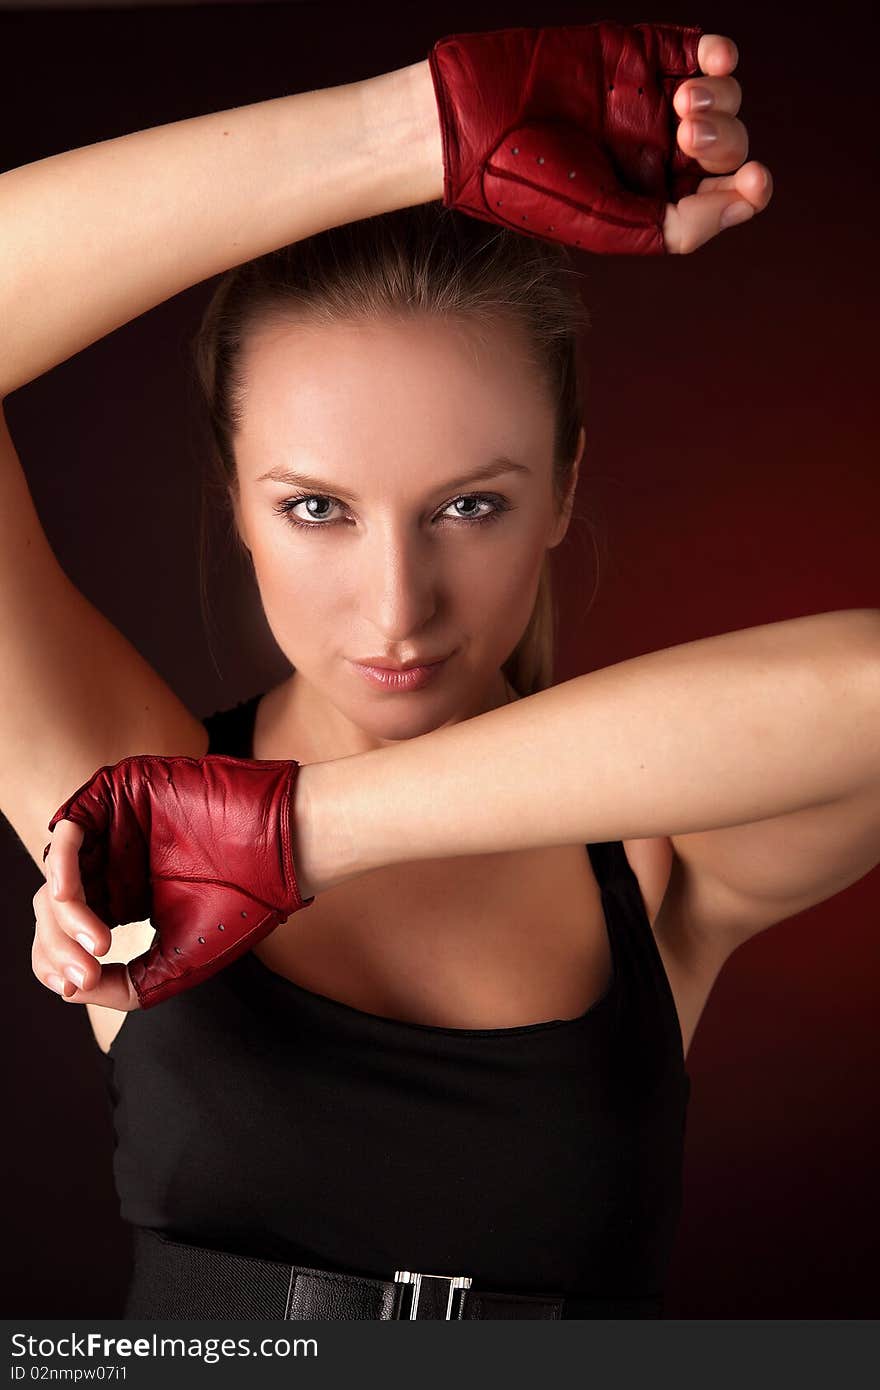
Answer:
[
  {"left": 36, "top": 752, "right": 314, "bottom": 1010},
  {"left": 428, "top": 22, "right": 772, "bottom": 255}
]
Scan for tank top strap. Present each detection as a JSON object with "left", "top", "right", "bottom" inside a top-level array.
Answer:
[
  {"left": 586, "top": 839, "right": 659, "bottom": 973},
  {"left": 586, "top": 840, "right": 685, "bottom": 1067},
  {"left": 202, "top": 692, "right": 263, "bottom": 757}
]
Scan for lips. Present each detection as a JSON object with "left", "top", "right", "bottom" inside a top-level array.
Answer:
[{"left": 350, "top": 655, "right": 451, "bottom": 691}]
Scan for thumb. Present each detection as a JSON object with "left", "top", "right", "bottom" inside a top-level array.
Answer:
[
  {"left": 664, "top": 188, "right": 756, "bottom": 253},
  {"left": 61, "top": 959, "right": 142, "bottom": 1012},
  {"left": 665, "top": 158, "right": 771, "bottom": 253}
]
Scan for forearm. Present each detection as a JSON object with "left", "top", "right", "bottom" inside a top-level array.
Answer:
[
  {"left": 294, "top": 609, "right": 880, "bottom": 892},
  {"left": 0, "top": 61, "right": 442, "bottom": 397}
]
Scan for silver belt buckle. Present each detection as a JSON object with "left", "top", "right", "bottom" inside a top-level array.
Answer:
[{"left": 394, "top": 1268, "right": 473, "bottom": 1319}]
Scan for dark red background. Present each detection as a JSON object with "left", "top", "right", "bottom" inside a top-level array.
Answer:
[{"left": 1, "top": 1, "right": 877, "bottom": 1317}]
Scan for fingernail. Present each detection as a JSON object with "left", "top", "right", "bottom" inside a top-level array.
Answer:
[
  {"left": 720, "top": 201, "right": 754, "bottom": 229},
  {"left": 75, "top": 933, "right": 96, "bottom": 955},
  {"left": 688, "top": 86, "right": 713, "bottom": 112},
  {"left": 687, "top": 119, "right": 717, "bottom": 149},
  {"left": 64, "top": 964, "right": 86, "bottom": 989},
  {"left": 48, "top": 973, "right": 65, "bottom": 995}
]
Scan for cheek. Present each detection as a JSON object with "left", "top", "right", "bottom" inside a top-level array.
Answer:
[
  {"left": 447, "top": 533, "right": 547, "bottom": 650},
  {"left": 464, "top": 521, "right": 545, "bottom": 592},
  {"left": 249, "top": 520, "right": 324, "bottom": 591},
  {"left": 246, "top": 531, "right": 339, "bottom": 648}
]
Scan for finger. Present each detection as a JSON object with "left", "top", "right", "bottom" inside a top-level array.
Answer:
[
  {"left": 32, "top": 940, "right": 72, "bottom": 999},
  {"left": 59, "top": 960, "right": 141, "bottom": 1012},
  {"left": 33, "top": 895, "right": 111, "bottom": 1006},
  {"left": 45, "top": 817, "right": 84, "bottom": 897},
  {"left": 677, "top": 112, "right": 748, "bottom": 175},
  {"left": 46, "top": 885, "right": 112, "bottom": 956},
  {"left": 694, "top": 161, "right": 774, "bottom": 207},
  {"left": 663, "top": 162, "right": 772, "bottom": 254},
  {"left": 34, "top": 890, "right": 110, "bottom": 966},
  {"left": 673, "top": 74, "right": 742, "bottom": 120},
  {"left": 32, "top": 915, "right": 138, "bottom": 1009},
  {"left": 663, "top": 164, "right": 770, "bottom": 255},
  {"left": 697, "top": 33, "right": 738, "bottom": 76},
  {"left": 34, "top": 886, "right": 106, "bottom": 992},
  {"left": 43, "top": 823, "right": 113, "bottom": 956},
  {"left": 35, "top": 953, "right": 140, "bottom": 1010}
]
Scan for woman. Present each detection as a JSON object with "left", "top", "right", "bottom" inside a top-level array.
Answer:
[{"left": 5, "top": 19, "right": 877, "bottom": 1318}]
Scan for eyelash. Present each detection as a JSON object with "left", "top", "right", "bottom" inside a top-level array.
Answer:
[{"left": 273, "top": 492, "right": 512, "bottom": 531}]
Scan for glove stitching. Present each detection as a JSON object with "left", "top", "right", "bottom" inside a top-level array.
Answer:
[
  {"left": 485, "top": 162, "right": 661, "bottom": 231},
  {"left": 151, "top": 873, "right": 283, "bottom": 914},
  {"left": 278, "top": 763, "right": 297, "bottom": 906}
]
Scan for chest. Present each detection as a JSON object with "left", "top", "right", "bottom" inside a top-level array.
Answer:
[
  {"left": 250, "top": 817, "right": 717, "bottom": 1062},
  {"left": 248, "top": 694, "right": 713, "bottom": 1055},
  {"left": 251, "top": 840, "right": 616, "bottom": 1032}
]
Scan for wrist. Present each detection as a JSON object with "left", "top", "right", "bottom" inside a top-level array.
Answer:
[
  {"left": 289, "top": 755, "right": 381, "bottom": 898},
  {"left": 357, "top": 59, "right": 445, "bottom": 210}
]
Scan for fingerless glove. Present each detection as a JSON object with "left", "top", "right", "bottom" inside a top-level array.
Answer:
[
  {"left": 43, "top": 753, "right": 315, "bottom": 1010},
  {"left": 428, "top": 19, "right": 704, "bottom": 254}
]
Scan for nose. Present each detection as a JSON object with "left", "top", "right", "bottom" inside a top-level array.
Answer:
[{"left": 360, "top": 523, "right": 440, "bottom": 641}]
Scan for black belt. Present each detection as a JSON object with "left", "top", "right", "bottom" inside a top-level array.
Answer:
[{"left": 123, "top": 1228, "right": 663, "bottom": 1320}]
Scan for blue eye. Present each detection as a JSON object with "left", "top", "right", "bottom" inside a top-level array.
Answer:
[{"left": 273, "top": 492, "right": 512, "bottom": 531}]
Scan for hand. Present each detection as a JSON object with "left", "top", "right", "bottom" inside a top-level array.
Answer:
[
  {"left": 428, "top": 20, "right": 772, "bottom": 255},
  {"left": 664, "top": 33, "right": 773, "bottom": 253},
  {"left": 34, "top": 819, "right": 134, "bottom": 1010},
  {"left": 37, "top": 752, "right": 316, "bottom": 1010}
]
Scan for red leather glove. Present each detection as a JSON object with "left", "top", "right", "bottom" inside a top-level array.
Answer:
[
  {"left": 427, "top": 19, "right": 704, "bottom": 254},
  {"left": 42, "top": 753, "right": 315, "bottom": 1010}
]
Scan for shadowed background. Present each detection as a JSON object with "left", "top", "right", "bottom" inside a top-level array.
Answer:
[{"left": 1, "top": 0, "right": 877, "bottom": 1317}]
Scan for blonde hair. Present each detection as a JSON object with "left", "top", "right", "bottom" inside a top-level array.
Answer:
[{"left": 191, "top": 202, "right": 593, "bottom": 697}]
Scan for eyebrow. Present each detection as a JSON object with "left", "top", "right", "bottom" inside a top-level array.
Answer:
[{"left": 256, "top": 456, "right": 532, "bottom": 500}]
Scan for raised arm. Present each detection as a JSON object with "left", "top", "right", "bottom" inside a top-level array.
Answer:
[
  {"left": 0, "top": 61, "right": 443, "bottom": 397},
  {"left": 0, "top": 24, "right": 773, "bottom": 400},
  {"left": 7, "top": 56, "right": 441, "bottom": 1023},
  {"left": 296, "top": 609, "right": 880, "bottom": 949}
]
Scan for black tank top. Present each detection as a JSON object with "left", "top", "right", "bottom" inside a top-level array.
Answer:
[{"left": 100, "top": 693, "right": 690, "bottom": 1307}]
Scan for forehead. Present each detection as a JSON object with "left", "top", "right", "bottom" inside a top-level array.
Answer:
[{"left": 235, "top": 314, "right": 554, "bottom": 456}]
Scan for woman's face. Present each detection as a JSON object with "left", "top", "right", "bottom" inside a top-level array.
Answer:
[{"left": 231, "top": 312, "right": 583, "bottom": 756}]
